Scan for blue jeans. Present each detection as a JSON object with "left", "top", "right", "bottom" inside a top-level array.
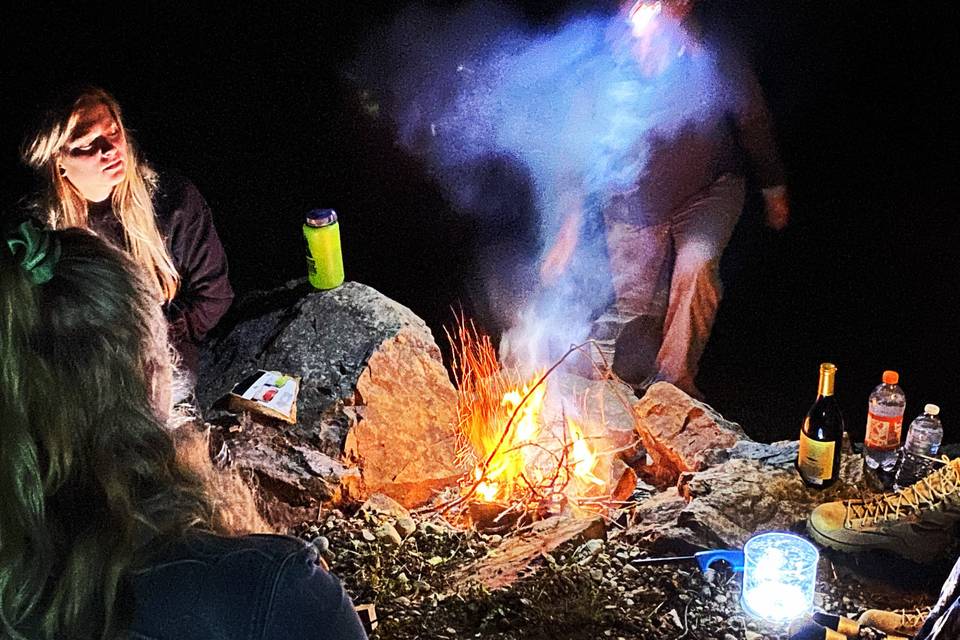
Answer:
[{"left": 917, "top": 554, "right": 960, "bottom": 639}]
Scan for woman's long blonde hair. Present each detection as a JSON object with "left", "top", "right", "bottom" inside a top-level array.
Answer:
[{"left": 21, "top": 87, "right": 180, "bottom": 302}]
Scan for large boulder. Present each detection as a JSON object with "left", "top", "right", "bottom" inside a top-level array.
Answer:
[
  {"left": 632, "top": 382, "right": 745, "bottom": 487},
  {"left": 624, "top": 383, "right": 874, "bottom": 551},
  {"left": 199, "top": 280, "right": 462, "bottom": 525},
  {"left": 629, "top": 440, "right": 869, "bottom": 552}
]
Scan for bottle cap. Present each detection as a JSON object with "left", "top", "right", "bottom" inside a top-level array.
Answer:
[
  {"left": 305, "top": 208, "right": 338, "bottom": 228},
  {"left": 882, "top": 370, "right": 899, "bottom": 384},
  {"left": 924, "top": 403, "right": 940, "bottom": 416}
]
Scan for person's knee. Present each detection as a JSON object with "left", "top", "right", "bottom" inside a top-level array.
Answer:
[{"left": 674, "top": 241, "right": 720, "bottom": 278}]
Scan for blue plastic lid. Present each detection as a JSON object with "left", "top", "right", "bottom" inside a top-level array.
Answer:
[{"left": 306, "top": 208, "right": 338, "bottom": 227}]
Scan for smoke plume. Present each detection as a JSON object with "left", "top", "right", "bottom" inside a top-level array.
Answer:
[{"left": 354, "top": 1, "right": 723, "bottom": 373}]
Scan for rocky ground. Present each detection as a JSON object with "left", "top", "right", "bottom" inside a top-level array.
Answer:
[
  {"left": 293, "top": 498, "right": 955, "bottom": 640},
  {"left": 200, "top": 283, "right": 958, "bottom": 639}
]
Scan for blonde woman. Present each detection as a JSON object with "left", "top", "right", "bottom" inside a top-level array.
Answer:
[{"left": 21, "top": 86, "right": 233, "bottom": 385}]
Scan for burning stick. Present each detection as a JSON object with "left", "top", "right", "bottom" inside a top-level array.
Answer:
[{"left": 440, "top": 315, "right": 641, "bottom": 519}]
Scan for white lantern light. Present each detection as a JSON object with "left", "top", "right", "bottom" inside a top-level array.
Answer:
[{"left": 741, "top": 532, "right": 819, "bottom": 623}]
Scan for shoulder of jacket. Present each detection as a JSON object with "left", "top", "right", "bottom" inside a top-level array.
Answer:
[
  {"left": 152, "top": 169, "right": 209, "bottom": 225},
  {"left": 143, "top": 531, "right": 314, "bottom": 569}
]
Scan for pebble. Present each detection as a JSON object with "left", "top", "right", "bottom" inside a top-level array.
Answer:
[
  {"left": 375, "top": 523, "right": 403, "bottom": 546},
  {"left": 395, "top": 517, "right": 416, "bottom": 538},
  {"left": 418, "top": 521, "right": 446, "bottom": 535},
  {"left": 622, "top": 563, "right": 639, "bottom": 577},
  {"left": 310, "top": 535, "right": 330, "bottom": 555},
  {"left": 745, "top": 632, "right": 763, "bottom": 640},
  {"left": 360, "top": 529, "right": 376, "bottom": 542},
  {"left": 590, "top": 569, "right": 604, "bottom": 582},
  {"left": 580, "top": 539, "right": 604, "bottom": 558},
  {"left": 723, "top": 634, "right": 737, "bottom": 640},
  {"left": 395, "top": 596, "right": 412, "bottom": 607},
  {"left": 715, "top": 594, "right": 728, "bottom": 605}
]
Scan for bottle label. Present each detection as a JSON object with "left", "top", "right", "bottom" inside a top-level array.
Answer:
[
  {"left": 798, "top": 432, "right": 836, "bottom": 483},
  {"left": 865, "top": 412, "right": 903, "bottom": 450}
]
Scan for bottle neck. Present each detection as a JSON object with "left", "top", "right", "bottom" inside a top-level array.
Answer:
[{"left": 817, "top": 365, "right": 836, "bottom": 397}]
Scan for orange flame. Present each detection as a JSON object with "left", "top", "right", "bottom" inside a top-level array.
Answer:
[
  {"left": 449, "top": 317, "right": 608, "bottom": 508},
  {"left": 567, "top": 417, "right": 604, "bottom": 487}
]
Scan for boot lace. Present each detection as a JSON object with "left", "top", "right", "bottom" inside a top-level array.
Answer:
[
  {"left": 897, "top": 606, "right": 933, "bottom": 632},
  {"left": 845, "top": 457, "right": 960, "bottom": 526}
]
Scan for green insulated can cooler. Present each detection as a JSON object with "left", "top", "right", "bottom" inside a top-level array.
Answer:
[{"left": 303, "top": 208, "right": 344, "bottom": 290}]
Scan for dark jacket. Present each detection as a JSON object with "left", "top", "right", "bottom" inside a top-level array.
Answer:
[
  {"left": 88, "top": 172, "right": 234, "bottom": 376},
  {"left": 123, "top": 531, "right": 367, "bottom": 640},
  {"left": 608, "top": 36, "right": 786, "bottom": 225}
]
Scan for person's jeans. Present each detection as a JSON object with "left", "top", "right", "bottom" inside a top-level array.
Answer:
[
  {"left": 599, "top": 174, "right": 745, "bottom": 393},
  {"left": 917, "top": 554, "right": 960, "bottom": 639}
]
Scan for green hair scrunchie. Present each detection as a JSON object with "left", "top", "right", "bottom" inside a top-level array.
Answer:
[{"left": 5, "top": 220, "right": 61, "bottom": 285}]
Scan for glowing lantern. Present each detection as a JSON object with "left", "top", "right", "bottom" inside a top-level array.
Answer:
[{"left": 741, "top": 532, "right": 819, "bottom": 623}]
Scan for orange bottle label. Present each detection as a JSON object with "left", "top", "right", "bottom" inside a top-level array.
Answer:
[
  {"left": 865, "top": 412, "right": 903, "bottom": 450},
  {"left": 798, "top": 432, "right": 836, "bottom": 482}
]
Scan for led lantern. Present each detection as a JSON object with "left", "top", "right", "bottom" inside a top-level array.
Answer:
[{"left": 741, "top": 532, "right": 819, "bottom": 623}]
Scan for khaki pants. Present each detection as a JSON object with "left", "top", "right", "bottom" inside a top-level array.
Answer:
[{"left": 597, "top": 174, "right": 745, "bottom": 392}]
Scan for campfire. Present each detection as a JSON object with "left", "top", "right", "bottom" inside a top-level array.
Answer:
[{"left": 443, "top": 318, "right": 634, "bottom": 525}]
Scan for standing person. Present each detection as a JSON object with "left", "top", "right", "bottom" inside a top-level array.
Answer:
[
  {"left": 20, "top": 86, "right": 233, "bottom": 392},
  {"left": 542, "top": 0, "right": 789, "bottom": 398},
  {"left": 0, "top": 221, "right": 367, "bottom": 640}
]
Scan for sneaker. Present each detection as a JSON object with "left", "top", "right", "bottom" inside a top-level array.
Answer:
[
  {"left": 807, "top": 457, "right": 960, "bottom": 563},
  {"left": 857, "top": 606, "right": 932, "bottom": 636}
]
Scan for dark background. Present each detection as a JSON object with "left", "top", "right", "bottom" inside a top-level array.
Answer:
[{"left": 3, "top": 1, "right": 958, "bottom": 443}]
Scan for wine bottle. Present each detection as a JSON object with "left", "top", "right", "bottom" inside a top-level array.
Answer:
[{"left": 796, "top": 363, "right": 845, "bottom": 489}]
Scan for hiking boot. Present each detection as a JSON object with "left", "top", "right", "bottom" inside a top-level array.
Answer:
[
  {"left": 857, "top": 606, "right": 932, "bottom": 636},
  {"left": 807, "top": 457, "right": 960, "bottom": 563}
]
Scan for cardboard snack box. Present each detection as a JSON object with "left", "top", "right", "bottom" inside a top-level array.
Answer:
[{"left": 228, "top": 370, "right": 300, "bottom": 424}]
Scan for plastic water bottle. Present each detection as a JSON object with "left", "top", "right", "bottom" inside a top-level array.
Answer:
[
  {"left": 893, "top": 404, "right": 943, "bottom": 490},
  {"left": 863, "top": 370, "right": 906, "bottom": 472}
]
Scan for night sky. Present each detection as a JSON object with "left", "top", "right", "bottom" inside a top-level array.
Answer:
[{"left": 3, "top": 1, "right": 959, "bottom": 443}]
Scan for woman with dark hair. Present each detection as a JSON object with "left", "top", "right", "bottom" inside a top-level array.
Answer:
[
  {"left": 21, "top": 86, "right": 233, "bottom": 387},
  {"left": 0, "top": 222, "right": 366, "bottom": 639}
]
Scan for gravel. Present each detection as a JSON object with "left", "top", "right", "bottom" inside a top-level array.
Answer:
[{"left": 294, "top": 508, "right": 949, "bottom": 640}]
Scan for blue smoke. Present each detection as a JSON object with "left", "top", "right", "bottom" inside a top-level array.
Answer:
[{"left": 355, "top": 1, "right": 724, "bottom": 371}]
